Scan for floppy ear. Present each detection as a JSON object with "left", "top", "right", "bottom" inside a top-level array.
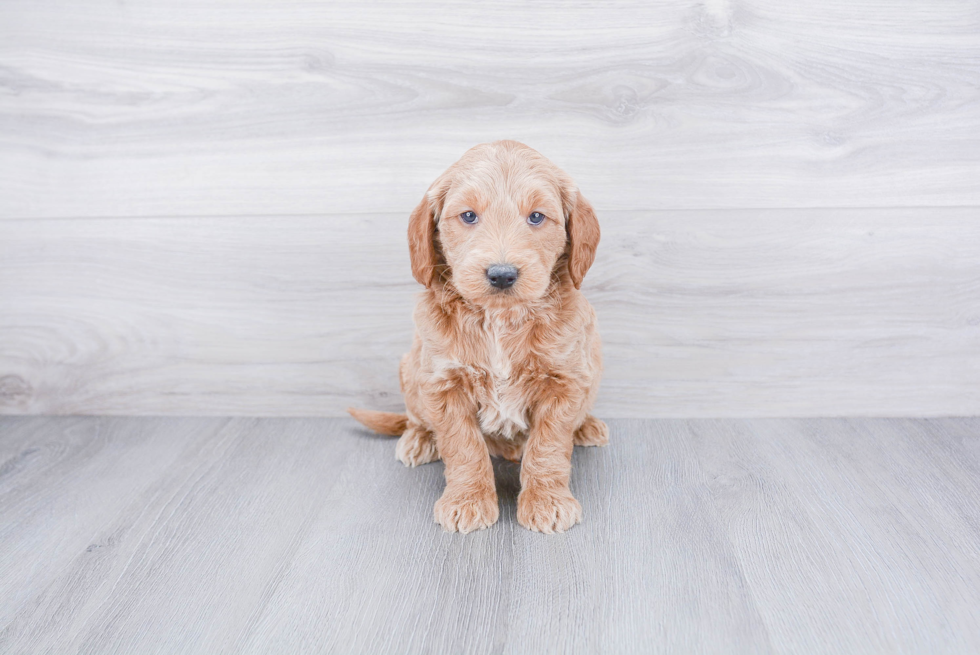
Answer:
[
  {"left": 408, "top": 192, "right": 438, "bottom": 287},
  {"left": 565, "top": 189, "right": 600, "bottom": 289},
  {"left": 408, "top": 170, "right": 455, "bottom": 287}
]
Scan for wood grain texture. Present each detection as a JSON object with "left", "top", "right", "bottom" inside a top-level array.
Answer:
[
  {"left": 2, "top": 417, "right": 979, "bottom": 653},
  {"left": 2, "top": 208, "right": 978, "bottom": 417},
  {"left": 1, "top": 0, "right": 978, "bottom": 417},
  {"left": 1, "top": 0, "right": 979, "bottom": 218},
  {"left": 687, "top": 418, "right": 980, "bottom": 653},
  {"left": 0, "top": 417, "right": 359, "bottom": 653},
  {"left": 0, "top": 417, "right": 232, "bottom": 629}
]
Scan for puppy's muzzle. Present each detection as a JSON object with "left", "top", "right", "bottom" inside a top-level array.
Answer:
[{"left": 486, "top": 264, "right": 519, "bottom": 290}]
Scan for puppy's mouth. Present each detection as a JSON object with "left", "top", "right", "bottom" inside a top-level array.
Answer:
[
  {"left": 462, "top": 283, "right": 524, "bottom": 308},
  {"left": 479, "top": 285, "right": 519, "bottom": 304},
  {"left": 450, "top": 263, "right": 543, "bottom": 306}
]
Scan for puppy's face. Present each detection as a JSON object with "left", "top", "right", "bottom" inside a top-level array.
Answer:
[
  {"left": 437, "top": 160, "right": 567, "bottom": 307},
  {"left": 409, "top": 141, "right": 599, "bottom": 306}
]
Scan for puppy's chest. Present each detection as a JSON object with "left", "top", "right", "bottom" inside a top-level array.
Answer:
[{"left": 474, "top": 333, "right": 533, "bottom": 440}]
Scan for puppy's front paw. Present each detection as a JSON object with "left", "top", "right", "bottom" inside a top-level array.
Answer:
[
  {"left": 434, "top": 488, "right": 499, "bottom": 534},
  {"left": 396, "top": 426, "right": 440, "bottom": 467},
  {"left": 573, "top": 415, "right": 609, "bottom": 447},
  {"left": 517, "top": 486, "right": 582, "bottom": 534}
]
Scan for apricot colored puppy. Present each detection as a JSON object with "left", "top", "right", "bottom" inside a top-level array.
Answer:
[{"left": 350, "top": 140, "right": 607, "bottom": 534}]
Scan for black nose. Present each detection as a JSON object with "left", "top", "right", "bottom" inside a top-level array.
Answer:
[{"left": 486, "top": 264, "right": 519, "bottom": 290}]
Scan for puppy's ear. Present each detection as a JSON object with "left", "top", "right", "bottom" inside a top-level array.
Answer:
[
  {"left": 408, "top": 192, "right": 438, "bottom": 287},
  {"left": 409, "top": 171, "right": 454, "bottom": 287},
  {"left": 565, "top": 189, "right": 600, "bottom": 289}
]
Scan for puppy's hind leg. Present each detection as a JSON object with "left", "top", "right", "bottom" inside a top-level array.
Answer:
[
  {"left": 396, "top": 423, "right": 440, "bottom": 467},
  {"left": 573, "top": 415, "right": 609, "bottom": 447}
]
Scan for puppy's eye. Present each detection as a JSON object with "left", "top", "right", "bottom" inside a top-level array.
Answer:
[
  {"left": 459, "top": 211, "right": 479, "bottom": 225},
  {"left": 527, "top": 211, "right": 546, "bottom": 226}
]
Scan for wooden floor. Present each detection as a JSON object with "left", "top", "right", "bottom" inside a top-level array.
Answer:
[{"left": 2, "top": 416, "right": 979, "bottom": 653}]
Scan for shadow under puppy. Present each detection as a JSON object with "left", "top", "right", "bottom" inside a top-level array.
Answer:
[{"left": 350, "top": 140, "right": 607, "bottom": 534}]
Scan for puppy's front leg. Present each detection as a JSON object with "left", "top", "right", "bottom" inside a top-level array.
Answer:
[
  {"left": 518, "top": 390, "right": 583, "bottom": 534},
  {"left": 430, "top": 386, "right": 499, "bottom": 533}
]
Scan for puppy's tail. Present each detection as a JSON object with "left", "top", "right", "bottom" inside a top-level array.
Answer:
[{"left": 346, "top": 407, "right": 408, "bottom": 436}]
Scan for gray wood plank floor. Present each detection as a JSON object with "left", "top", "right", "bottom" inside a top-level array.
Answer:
[{"left": 2, "top": 417, "right": 979, "bottom": 654}]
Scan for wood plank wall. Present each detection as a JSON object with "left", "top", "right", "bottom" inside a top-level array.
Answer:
[{"left": 1, "top": 0, "right": 978, "bottom": 416}]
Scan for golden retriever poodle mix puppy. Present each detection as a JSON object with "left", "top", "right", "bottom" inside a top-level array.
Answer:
[{"left": 350, "top": 140, "right": 607, "bottom": 534}]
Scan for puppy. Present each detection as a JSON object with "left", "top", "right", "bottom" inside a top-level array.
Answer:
[{"left": 349, "top": 140, "right": 606, "bottom": 534}]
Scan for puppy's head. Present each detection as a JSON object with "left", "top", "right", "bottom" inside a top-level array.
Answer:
[{"left": 408, "top": 140, "right": 599, "bottom": 307}]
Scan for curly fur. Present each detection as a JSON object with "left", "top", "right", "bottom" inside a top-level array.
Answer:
[{"left": 349, "top": 140, "right": 606, "bottom": 534}]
